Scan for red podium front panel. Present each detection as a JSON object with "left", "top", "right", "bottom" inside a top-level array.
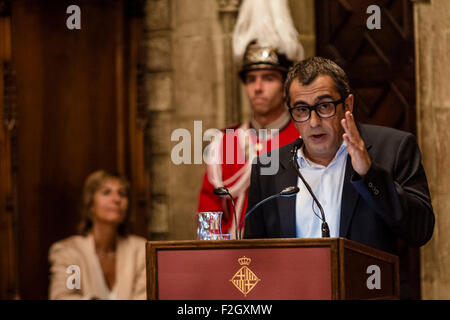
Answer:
[{"left": 157, "top": 247, "right": 331, "bottom": 300}]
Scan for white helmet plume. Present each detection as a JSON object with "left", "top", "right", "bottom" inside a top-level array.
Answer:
[{"left": 232, "top": 0, "right": 304, "bottom": 68}]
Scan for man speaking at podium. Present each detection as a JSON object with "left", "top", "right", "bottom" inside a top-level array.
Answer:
[{"left": 243, "top": 57, "right": 435, "bottom": 295}]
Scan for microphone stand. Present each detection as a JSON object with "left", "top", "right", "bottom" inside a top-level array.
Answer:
[
  {"left": 239, "top": 186, "right": 299, "bottom": 240},
  {"left": 228, "top": 193, "right": 238, "bottom": 240},
  {"left": 291, "top": 138, "right": 330, "bottom": 238},
  {"left": 213, "top": 187, "right": 239, "bottom": 240},
  {"left": 239, "top": 194, "right": 279, "bottom": 240}
]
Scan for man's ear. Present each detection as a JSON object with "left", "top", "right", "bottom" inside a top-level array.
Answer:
[{"left": 345, "top": 94, "right": 354, "bottom": 113}]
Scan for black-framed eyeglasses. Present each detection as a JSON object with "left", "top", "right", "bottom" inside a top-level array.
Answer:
[{"left": 288, "top": 99, "right": 345, "bottom": 123}]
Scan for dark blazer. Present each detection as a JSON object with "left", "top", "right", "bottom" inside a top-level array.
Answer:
[{"left": 243, "top": 123, "right": 435, "bottom": 255}]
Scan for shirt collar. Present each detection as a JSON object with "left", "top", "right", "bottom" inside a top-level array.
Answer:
[{"left": 297, "top": 142, "right": 348, "bottom": 169}]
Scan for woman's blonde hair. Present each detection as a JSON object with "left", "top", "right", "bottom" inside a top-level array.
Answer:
[{"left": 78, "top": 170, "right": 130, "bottom": 236}]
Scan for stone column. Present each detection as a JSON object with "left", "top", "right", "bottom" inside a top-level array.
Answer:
[
  {"left": 145, "top": 0, "right": 225, "bottom": 240},
  {"left": 145, "top": 0, "right": 173, "bottom": 238},
  {"left": 217, "top": 0, "right": 241, "bottom": 126},
  {"left": 414, "top": 0, "right": 450, "bottom": 299},
  {"left": 288, "top": 0, "right": 316, "bottom": 58}
]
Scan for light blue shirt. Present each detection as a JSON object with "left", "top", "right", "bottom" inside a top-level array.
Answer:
[{"left": 295, "top": 143, "right": 348, "bottom": 238}]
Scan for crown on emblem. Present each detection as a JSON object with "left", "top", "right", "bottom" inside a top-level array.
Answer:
[{"left": 238, "top": 256, "right": 251, "bottom": 266}]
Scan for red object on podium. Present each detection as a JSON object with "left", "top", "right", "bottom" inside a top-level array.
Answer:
[{"left": 146, "top": 238, "right": 399, "bottom": 300}]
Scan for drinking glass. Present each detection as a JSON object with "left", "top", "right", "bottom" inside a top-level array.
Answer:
[{"left": 197, "top": 211, "right": 223, "bottom": 240}]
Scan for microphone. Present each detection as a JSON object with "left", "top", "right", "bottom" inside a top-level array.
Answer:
[
  {"left": 213, "top": 186, "right": 238, "bottom": 240},
  {"left": 239, "top": 186, "right": 299, "bottom": 240},
  {"left": 291, "top": 138, "right": 330, "bottom": 238},
  {"left": 279, "top": 186, "right": 300, "bottom": 197}
]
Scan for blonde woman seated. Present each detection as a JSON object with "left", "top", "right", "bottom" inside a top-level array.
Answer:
[{"left": 48, "top": 170, "right": 147, "bottom": 300}]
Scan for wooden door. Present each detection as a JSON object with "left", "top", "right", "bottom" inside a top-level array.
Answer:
[
  {"left": 315, "top": 0, "right": 419, "bottom": 299},
  {"left": 0, "top": 0, "right": 149, "bottom": 299},
  {"left": 0, "top": 0, "right": 20, "bottom": 299}
]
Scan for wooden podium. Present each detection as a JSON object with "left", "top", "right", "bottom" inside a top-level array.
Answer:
[{"left": 146, "top": 238, "right": 399, "bottom": 300}]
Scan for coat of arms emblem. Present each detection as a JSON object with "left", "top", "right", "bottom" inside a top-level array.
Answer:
[{"left": 230, "top": 256, "right": 260, "bottom": 296}]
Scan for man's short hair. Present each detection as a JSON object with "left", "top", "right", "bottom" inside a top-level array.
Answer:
[{"left": 284, "top": 57, "right": 351, "bottom": 108}]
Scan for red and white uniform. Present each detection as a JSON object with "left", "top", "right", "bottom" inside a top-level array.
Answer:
[{"left": 197, "top": 114, "right": 299, "bottom": 238}]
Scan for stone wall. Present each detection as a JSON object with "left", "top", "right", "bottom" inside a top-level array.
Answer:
[
  {"left": 145, "top": 0, "right": 315, "bottom": 240},
  {"left": 414, "top": 0, "right": 450, "bottom": 299}
]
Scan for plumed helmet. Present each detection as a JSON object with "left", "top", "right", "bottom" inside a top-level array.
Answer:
[{"left": 239, "top": 41, "right": 293, "bottom": 80}]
